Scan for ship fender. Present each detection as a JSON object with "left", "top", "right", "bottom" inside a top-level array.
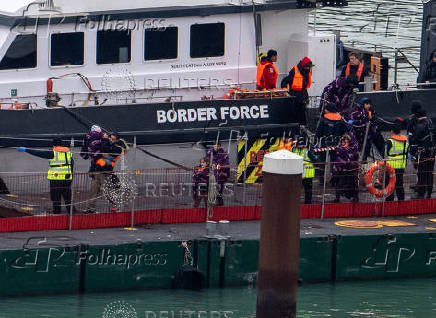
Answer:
[{"left": 364, "top": 161, "right": 396, "bottom": 198}]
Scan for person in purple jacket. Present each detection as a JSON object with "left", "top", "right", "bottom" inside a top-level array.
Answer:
[
  {"left": 80, "top": 125, "right": 104, "bottom": 162},
  {"left": 331, "top": 133, "right": 360, "bottom": 203},
  {"left": 192, "top": 158, "right": 210, "bottom": 208},
  {"left": 320, "top": 75, "right": 357, "bottom": 116},
  {"left": 349, "top": 97, "right": 385, "bottom": 161},
  {"left": 206, "top": 143, "right": 230, "bottom": 206}
]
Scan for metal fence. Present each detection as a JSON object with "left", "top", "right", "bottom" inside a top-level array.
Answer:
[{"left": 0, "top": 157, "right": 434, "bottom": 224}]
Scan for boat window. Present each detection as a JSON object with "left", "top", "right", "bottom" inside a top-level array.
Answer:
[
  {"left": 51, "top": 32, "right": 84, "bottom": 66},
  {"left": 97, "top": 30, "right": 131, "bottom": 64},
  {"left": 0, "top": 34, "right": 37, "bottom": 70},
  {"left": 144, "top": 27, "right": 178, "bottom": 61},
  {"left": 190, "top": 23, "right": 225, "bottom": 58}
]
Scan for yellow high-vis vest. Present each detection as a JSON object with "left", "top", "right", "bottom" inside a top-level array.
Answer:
[
  {"left": 48, "top": 147, "right": 73, "bottom": 180},
  {"left": 386, "top": 136, "right": 408, "bottom": 170},
  {"left": 292, "top": 147, "right": 315, "bottom": 179}
]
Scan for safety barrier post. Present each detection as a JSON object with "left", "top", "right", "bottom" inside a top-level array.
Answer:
[
  {"left": 69, "top": 138, "right": 74, "bottom": 231},
  {"left": 130, "top": 136, "right": 137, "bottom": 228},
  {"left": 321, "top": 150, "right": 329, "bottom": 219},
  {"left": 256, "top": 150, "right": 303, "bottom": 318},
  {"left": 243, "top": 132, "right": 248, "bottom": 203},
  {"left": 381, "top": 159, "right": 387, "bottom": 217}
]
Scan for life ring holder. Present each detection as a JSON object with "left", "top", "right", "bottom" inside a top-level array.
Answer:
[{"left": 364, "top": 161, "right": 396, "bottom": 198}]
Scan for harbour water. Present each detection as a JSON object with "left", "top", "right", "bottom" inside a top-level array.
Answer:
[
  {"left": 1, "top": 278, "right": 435, "bottom": 317},
  {"left": 312, "top": 0, "right": 423, "bottom": 86}
]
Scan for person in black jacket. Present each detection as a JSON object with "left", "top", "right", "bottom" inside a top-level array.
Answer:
[
  {"left": 86, "top": 133, "right": 128, "bottom": 213},
  {"left": 408, "top": 108, "right": 435, "bottom": 199},
  {"left": 418, "top": 50, "right": 436, "bottom": 88},
  {"left": 315, "top": 102, "right": 348, "bottom": 144},
  {"left": 18, "top": 138, "right": 75, "bottom": 214}
]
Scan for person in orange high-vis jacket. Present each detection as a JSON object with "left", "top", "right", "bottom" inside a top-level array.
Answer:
[
  {"left": 256, "top": 49, "right": 278, "bottom": 90},
  {"left": 281, "top": 56, "right": 314, "bottom": 125},
  {"left": 277, "top": 138, "right": 293, "bottom": 151},
  {"left": 340, "top": 52, "right": 369, "bottom": 91},
  {"left": 281, "top": 56, "right": 313, "bottom": 100}
]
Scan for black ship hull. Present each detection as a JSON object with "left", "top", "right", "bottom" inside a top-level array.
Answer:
[
  {"left": 2, "top": 98, "right": 303, "bottom": 147},
  {"left": 358, "top": 88, "right": 436, "bottom": 130}
]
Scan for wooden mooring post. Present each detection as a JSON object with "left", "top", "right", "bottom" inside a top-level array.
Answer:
[{"left": 256, "top": 149, "right": 303, "bottom": 318}]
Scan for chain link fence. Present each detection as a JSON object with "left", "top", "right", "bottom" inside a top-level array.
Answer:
[{"left": 0, "top": 156, "right": 434, "bottom": 230}]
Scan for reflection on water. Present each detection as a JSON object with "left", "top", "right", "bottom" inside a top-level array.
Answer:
[
  {"left": 310, "top": 0, "right": 423, "bottom": 85},
  {"left": 0, "top": 278, "right": 435, "bottom": 317}
]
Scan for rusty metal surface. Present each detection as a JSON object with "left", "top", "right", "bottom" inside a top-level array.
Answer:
[{"left": 256, "top": 172, "right": 302, "bottom": 318}]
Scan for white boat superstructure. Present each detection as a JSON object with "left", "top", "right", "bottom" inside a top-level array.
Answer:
[{"left": 0, "top": 0, "right": 344, "bottom": 109}]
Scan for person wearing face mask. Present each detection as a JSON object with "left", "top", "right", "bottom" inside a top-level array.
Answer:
[{"left": 331, "top": 133, "right": 360, "bottom": 203}]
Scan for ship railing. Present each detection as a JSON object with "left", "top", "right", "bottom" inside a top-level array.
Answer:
[
  {"left": 0, "top": 157, "right": 434, "bottom": 232},
  {"left": 0, "top": 84, "right": 255, "bottom": 108}
]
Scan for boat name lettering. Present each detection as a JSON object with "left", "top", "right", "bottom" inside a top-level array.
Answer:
[
  {"left": 171, "top": 61, "right": 227, "bottom": 69},
  {"left": 156, "top": 105, "right": 269, "bottom": 124}
]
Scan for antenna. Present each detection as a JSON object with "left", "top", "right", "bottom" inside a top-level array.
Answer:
[
  {"left": 21, "top": 0, "right": 62, "bottom": 15},
  {"left": 39, "top": 0, "right": 61, "bottom": 13}
]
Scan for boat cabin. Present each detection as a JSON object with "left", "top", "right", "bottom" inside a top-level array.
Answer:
[{"left": 0, "top": 0, "right": 346, "bottom": 108}]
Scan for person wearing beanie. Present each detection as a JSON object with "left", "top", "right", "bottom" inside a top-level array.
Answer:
[
  {"left": 256, "top": 49, "right": 278, "bottom": 90},
  {"left": 91, "top": 125, "right": 102, "bottom": 133},
  {"left": 411, "top": 100, "right": 422, "bottom": 115},
  {"left": 281, "top": 56, "right": 314, "bottom": 125},
  {"left": 349, "top": 97, "right": 385, "bottom": 161},
  {"left": 408, "top": 108, "right": 435, "bottom": 199},
  {"left": 340, "top": 52, "right": 369, "bottom": 91},
  {"left": 407, "top": 100, "right": 424, "bottom": 137},
  {"left": 17, "top": 138, "right": 75, "bottom": 214},
  {"left": 281, "top": 56, "right": 313, "bottom": 102},
  {"left": 418, "top": 49, "right": 436, "bottom": 88}
]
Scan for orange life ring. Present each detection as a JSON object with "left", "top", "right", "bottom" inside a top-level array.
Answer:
[{"left": 364, "top": 161, "right": 396, "bottom": 198}]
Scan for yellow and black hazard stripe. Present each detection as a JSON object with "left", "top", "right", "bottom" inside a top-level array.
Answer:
[{"left": 237, "top": 138, "right": 280, "bottom": 183}]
